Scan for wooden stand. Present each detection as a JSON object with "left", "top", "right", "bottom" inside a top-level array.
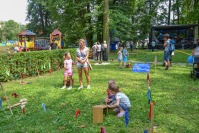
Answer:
[{"left": 93, "top": 105, "right": 108, "bottom": 123}]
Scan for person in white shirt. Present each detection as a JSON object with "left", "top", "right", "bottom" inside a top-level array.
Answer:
[
  {"left": 96, "top": 42, "right": 102, "bottom": 61},
  {"left": 76, "top": 39, "right": 91, "bottom": 89},
  {"left": 102, "top": 40, "right": 108, "bottom": 61},
  {"left": 92, "top": 42, "right": 97, "bottom": 60}
]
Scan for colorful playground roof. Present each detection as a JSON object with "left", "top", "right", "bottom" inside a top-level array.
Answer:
[
  {"left": 51, "top": 29, "right": 62, "bottom": 36},
  {"left": 18, "top": 30, "right": 36, "bottom": 36}
]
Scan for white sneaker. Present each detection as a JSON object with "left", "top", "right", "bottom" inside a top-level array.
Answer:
[
  {"left": 87, "top": 85, "right": 90, "bottom": 89},
  {"left": 61, "top": 86, "right": 66, "bottom": 89},
  {"left": 67, "top": 86, "right": 72, "bottom": 90},
  {"left": 78, "top": 86, "right": 83, "bottom": 90}
]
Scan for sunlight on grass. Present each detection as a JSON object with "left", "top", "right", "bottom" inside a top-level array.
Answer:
[{"left": 0, "top": 50, "right": 199, "bottom": 132}]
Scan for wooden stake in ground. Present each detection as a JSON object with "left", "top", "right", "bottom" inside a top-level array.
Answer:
[
  {"left": 0, "top": 82, "right": 13, "bottom": 115},
  {"left": 154, "top": 55, "right": 157, "bottom": 72},
  {"left": 150, "top": 102, "right": 155, "bottom": 133}
]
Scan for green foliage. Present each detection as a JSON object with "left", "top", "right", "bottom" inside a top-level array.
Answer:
[
  {"left": 1, "top": 20, "right": 21, "bottom": 40},
  {"left": 26, "top": 0, "right": 53, "bottom": 36},
  {"left": 0, "top": 49, "right": 76, "bottom": 82}
]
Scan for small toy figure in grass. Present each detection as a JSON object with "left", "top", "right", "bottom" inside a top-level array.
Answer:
[
  {"left": 105, "top": 79, "right": 116, "bottom": 106},
  {"left": 107, "top": 84, "right": 131, "bottom": 117},
  {"left": 61, "top": 52, "right": 75, "bottom": 90}
]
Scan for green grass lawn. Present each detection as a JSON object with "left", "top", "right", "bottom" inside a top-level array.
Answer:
[{"left": 0, "top": 50, "right": 199, "bottom": 133}]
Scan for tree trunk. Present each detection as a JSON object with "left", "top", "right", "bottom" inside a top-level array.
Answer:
[
  {"left": 96, "top": 0, "right": 103, "bottom": 43},
  {"left": 176, "top": 0, "right": 180, "bottom": 24},
  {"left": 97, "top": 15, "right": 103, "bottom": 43},
  {"left": 103, "top": 0, "right": 110, "bottom": 53},
  {"left": 168, "top": 0, "right": 171, "bottom": 25}
]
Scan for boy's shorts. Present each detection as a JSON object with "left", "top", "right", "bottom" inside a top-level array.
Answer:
[{"left": 164, "top": 51, "right": 170, "bottom": 61}]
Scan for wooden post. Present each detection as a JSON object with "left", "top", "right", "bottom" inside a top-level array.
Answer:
[
  {"left": 0, "top": 82, "right": 13, "bottom": 115},
  {"left": 150, "top": 102, "right": 155, "bottom": 133}
]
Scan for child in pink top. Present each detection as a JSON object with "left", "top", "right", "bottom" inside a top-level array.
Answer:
[{"left": 61, "top": 52, "right": 74, "bottom": 90}]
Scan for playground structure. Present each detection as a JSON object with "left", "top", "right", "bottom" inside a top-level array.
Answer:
[
  {"left": 18, "top": 30, "right": 36, "bottom": 51},
  {"left": 16, "top": 29, "right": 64, "bottom": 51},
  {"left": 50, "top": 29, "right": 63, "bottom": 49}
]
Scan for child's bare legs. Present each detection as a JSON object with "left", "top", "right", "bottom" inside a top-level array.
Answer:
[
  {"left": 61, "top": 76, "right": 68, "bottom": 89},
  {"left": 67, "top": 76, "right": 73, "bottom": 90},
  {"left": 117, "top": 103, "right": 128, "bottom": 117},
  {"left": 119, "top": 61, "right": 122, "bottom": 68},
  {"left": 124, "top": 62, "right": 126, "bottom": 67}
]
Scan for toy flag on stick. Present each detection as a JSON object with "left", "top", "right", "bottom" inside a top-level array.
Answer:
[
  {"left": 148, "top": 102, "right": 155, "bottom": 119},
  {"left": 147, "top": 73, "right": 150, "bottom": 86},
  {"left": 147, "top": 73, "right": 150, "bottom": 80},
  {"left": 124, "top": 110, "right": 129, "bottom": 127},
  {"left": 49, "top": 63, "right": 52, "bottom": 73},
  {"left": 100, "top": 127, "right": 107, "bottom": 133},
  {"left": 41, "top": 103, "right": 46, "bottom": 112},
  {"left": 56, "top": 117, "right": 60, "bottom": 123},
  {"left": 146, "top": 87, "right": 152, "bottom": 104},
  {"left": 74, "top": 109, "right": 80, "bottom": 118},
  {"left": 0, "top": 98, "right": 2, "bottom": 109}
]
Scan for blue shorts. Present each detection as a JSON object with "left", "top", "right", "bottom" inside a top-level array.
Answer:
[
  {"left": 119, "top": 102, "right": 130, "bottom": 111},
  {"left": 164, "top": 51, "right": 170, "bottom": 61},
  {"left": 113, "top": 99, "right": 130, "bottom": 111},
  {"left": 76, "top": 62, "right": 88, "bottom": 68}
]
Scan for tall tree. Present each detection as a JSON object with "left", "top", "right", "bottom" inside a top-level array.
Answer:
[
  {"left": 3, "top": 20, "right": 21, "bottom": 40},
  {"left": 26, "top": 0, "right": 53, "bottom": 36},
  {"left": 103, "top": 0, "right": 110, "bottom": 53}
]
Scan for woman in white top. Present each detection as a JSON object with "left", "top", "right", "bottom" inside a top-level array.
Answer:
[{"left": 76, "top": 39, "right": 90, "bottom": 89}]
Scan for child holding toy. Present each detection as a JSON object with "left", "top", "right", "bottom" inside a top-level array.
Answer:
[
  {"left": 61, "top": 52, "right": 74, "bottom": 90},
  {"left": 117, "top": 47, "right": 123, "bottom": 68},
  {"left": 107, "top": 84, "right": 131, "bottom": 117},
  {"left": 105, "top": 79, "right": 116, "bottom": 105}
]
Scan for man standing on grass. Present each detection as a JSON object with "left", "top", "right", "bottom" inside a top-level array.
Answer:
[{"left": 163, "top": 33, "right": 170, "bottom": 70}]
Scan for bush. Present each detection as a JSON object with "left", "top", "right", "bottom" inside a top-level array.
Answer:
[{"left": 0, "top": 49, "right": 76, "bottom": 82}]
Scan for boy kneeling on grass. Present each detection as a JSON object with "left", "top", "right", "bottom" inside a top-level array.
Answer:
[{"left": 106, "top": 84, "right": 131, "bottom": 117}]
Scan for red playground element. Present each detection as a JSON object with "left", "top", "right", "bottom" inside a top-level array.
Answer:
[
  {"left": 100, "top": 127, "right": 107, "bottom": 133},
  {"left": 12, "top": 93, "right": 19, "bottom": 98},
  {"left": 74, "top": 109, "right": 81, "bottom": 118},
  {"left": 148, "top": 102, "right": 156, "bottom": 119}
]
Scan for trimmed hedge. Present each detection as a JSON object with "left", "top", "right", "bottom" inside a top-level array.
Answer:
[{"left": 0, "top": 49, "right": 76, "bottom": 82}]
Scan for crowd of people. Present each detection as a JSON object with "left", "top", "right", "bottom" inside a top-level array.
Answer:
[{"left": 92, "top": 41, "right": 108, "bottom": 61}]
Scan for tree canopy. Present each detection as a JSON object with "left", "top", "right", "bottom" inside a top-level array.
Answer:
[{"left": 1, "top": 0, "right": 199, "bottom": 44}]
